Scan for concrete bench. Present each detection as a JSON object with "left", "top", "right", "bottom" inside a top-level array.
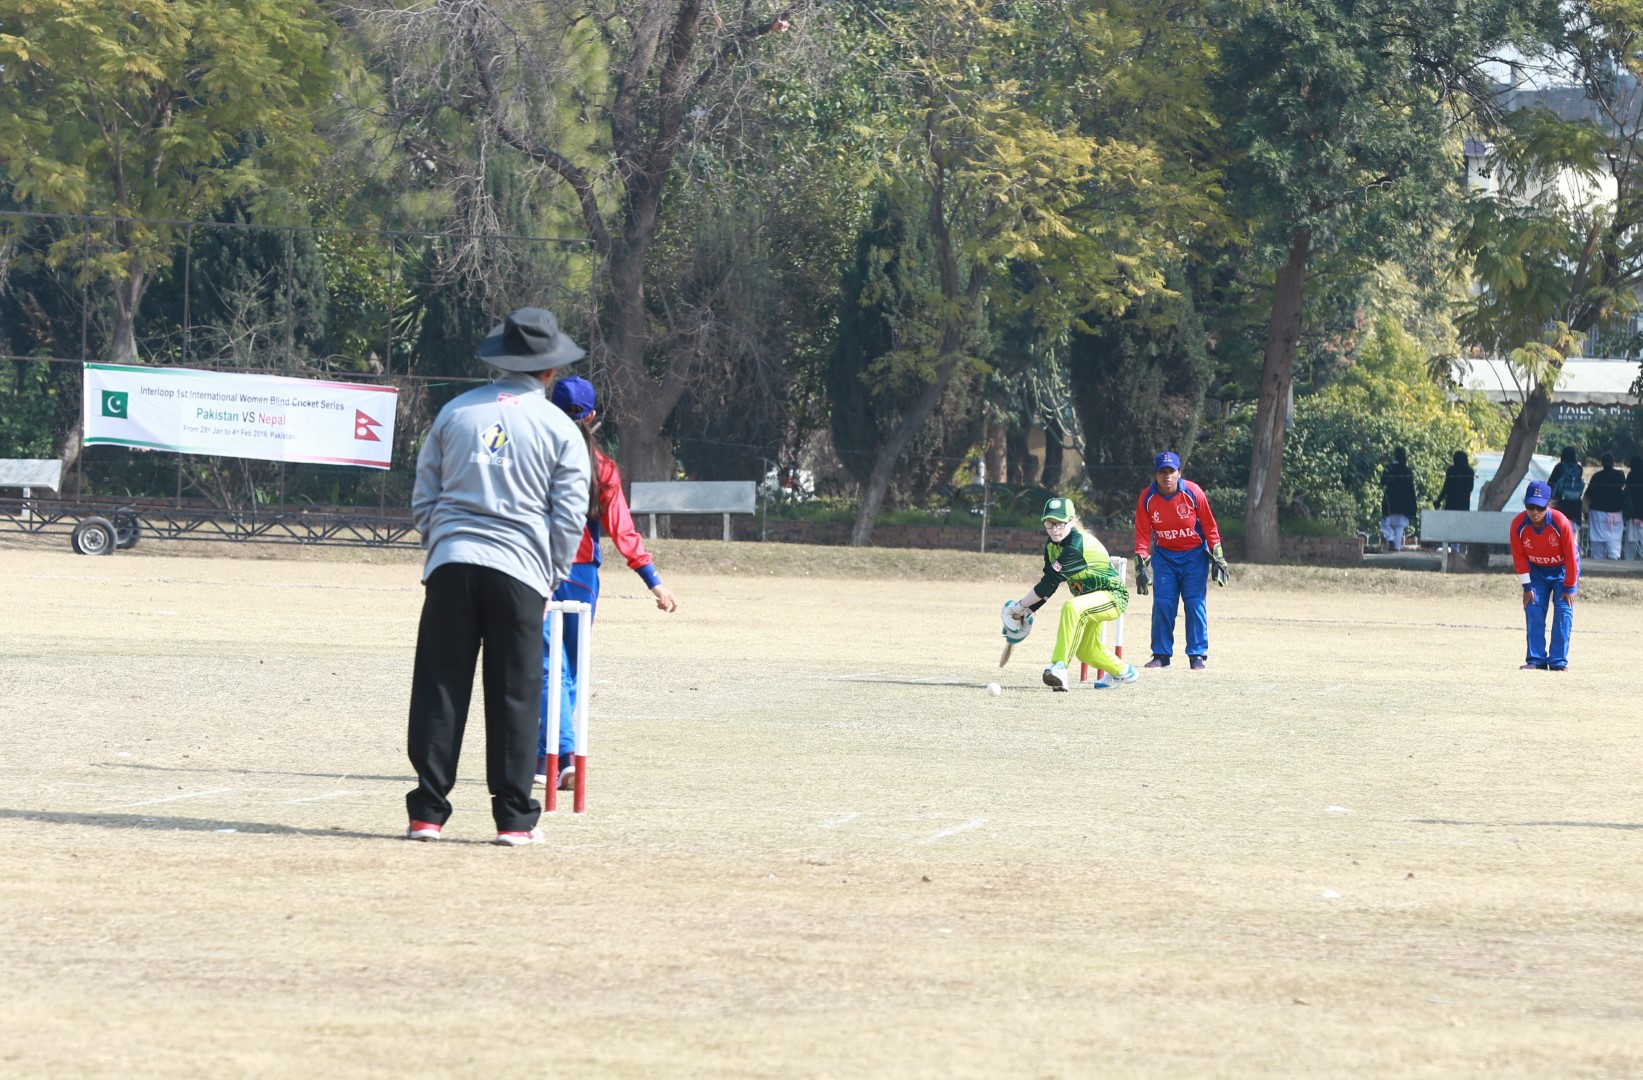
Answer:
[
  {"left": 628, "top": 481, "right": 756, "bottom": 542},
  {"left": 1420, "top": 509, "right": 1518, "bottom": 572},
  {"left": 0, "top": 458, "right": 63, "bottom": 495}
]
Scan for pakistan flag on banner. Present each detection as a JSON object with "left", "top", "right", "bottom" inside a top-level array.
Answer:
[{"left": 101, "top": 391, "right": 129, "bottom": 419}]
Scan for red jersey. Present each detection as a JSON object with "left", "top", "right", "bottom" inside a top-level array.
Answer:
[
  {"left": 577, "top": 449, "right": 660, "bottom": 587},
  {"left": 1134, "top": 479, "right": 1221, "bottom": 557},
  {"left": 1510, "top": 508, "right": 1579, "bottom": 590}
]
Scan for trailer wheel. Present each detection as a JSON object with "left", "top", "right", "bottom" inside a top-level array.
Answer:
[{"left": 71, "top": 517, "right": 117, "bottom": 556}]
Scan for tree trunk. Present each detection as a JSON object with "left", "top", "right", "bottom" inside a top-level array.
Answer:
[
  {"left": 1244, "top": 229, "right": 1310, "bottom": 564},
  {"left": 984, "top": 422, "right": 1007, "bottom": 485},
  {"left": 110, "top": 266, "right": 146, "bottom": 365},
  {"left": 59, "top": 265, "right": 150, "bottom": 484},
  {"left": 602, "top": 239, "right": 688, "bottom": 484},
  {"left": 56, "top": 417, "right": 83, "bottom": 489},
  {"left": 849, "top": 354, "right": 964, "bottom": 546},
  {"left": 1462, "top": 375, "right": 1557, "bottom": 569}
]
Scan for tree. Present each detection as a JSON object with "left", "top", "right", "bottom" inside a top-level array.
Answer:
[
  {"left": 366, "top": 0, "right": 806, "bottom": 484},
  {"left": 1458, "top": 3, "right": 1643, "bottom": 521},
  {"left": 0, "top": 0, "right": 334, "bottom": 467},
  {"left": 1212, "top": 0, "right": 1558, "bottom": 562},
  {"left": 827, "top": 186, "right": 985, "bottom": 502},
  {"left": 842, "top": 0, "right": 1198, "bottom": 545},
  {"left": 1067, "top": 274, "right": 1214, "bottom": 497}
]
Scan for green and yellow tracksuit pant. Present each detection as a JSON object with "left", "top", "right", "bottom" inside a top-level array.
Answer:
[{"left": 1049, "top": 590, "right": 1128, "bottom": 676}]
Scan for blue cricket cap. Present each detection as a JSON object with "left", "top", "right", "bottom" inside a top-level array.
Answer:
[
  {"left": 551, "top": 376, "right": 597, "bottom": 418},
  {"left": 1154, "top": 451, "right": 1181, "bottom": 472},
  {"left": 1523, "top": 481, "right": 1551, "bottom": 508}
]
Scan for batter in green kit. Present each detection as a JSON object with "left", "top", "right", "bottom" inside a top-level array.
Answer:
[{"left": 1007, "top": 497, "right": 1138, "bottom": 691}]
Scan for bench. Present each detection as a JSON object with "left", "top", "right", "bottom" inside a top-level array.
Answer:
[
  {"left": 0, "top": 458, "right": 63, "bottom": 495},
  {"left": 1420, "top": 509, "right": 1518, "bottom": 572},
  {"left": 628, "top": 480, "right": 756, "bottom": 542}
]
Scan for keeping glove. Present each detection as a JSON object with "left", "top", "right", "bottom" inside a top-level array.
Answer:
[
  {"left": 1134, "top": 556, "right": 1151, "bottom": 596},
  {"left": 1209, "top": 543, "right": 1230, "bottom": 588}
]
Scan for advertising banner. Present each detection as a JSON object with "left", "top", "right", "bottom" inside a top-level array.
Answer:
[{"left": 83, "top": 364, "right": 398, "bottom": 470}]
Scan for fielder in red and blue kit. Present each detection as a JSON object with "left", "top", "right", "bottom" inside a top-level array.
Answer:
[
  {"left": 538, "top": 378, "right": 677, "bottom": 785},
  {"left": 1133, "top": 451, "right": 1228, "bottom": 669},
  {"left": 1511, "top": 480, "right": 1579, "bottom": 671}
]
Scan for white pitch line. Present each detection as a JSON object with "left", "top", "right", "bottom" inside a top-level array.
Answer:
[
  {"left": 819, "top": 812, "right": 862, "bottom": 829},
  {"left": 280, "top": 790, "right": 357, "bottom": 805},
  {"left": 93, "top": 787, "right": 236, "bottom": 812},
  {"left": 916, "top": 817, "right": 989, "bottom": 844}
]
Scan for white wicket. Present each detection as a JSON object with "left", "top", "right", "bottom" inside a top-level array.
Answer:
[{"left": 544, "top": 599, "right": 592, "bottom": 813}]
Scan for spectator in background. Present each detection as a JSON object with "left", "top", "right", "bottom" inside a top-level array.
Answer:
[
  {"left": 1378, "top": 447, "right": 1419, "bottom": 552},
  {"left": 1434, "top": 449, "right": 1476, "bottom": 555},
  {"left": 1436, "top": 450, "right": 1475, "bottom": 511},
  {"left": 1584, "top": 452, "right": 1627, "bottom": 560},
  {"left": 1625, "top": 456, "right": 1643, "bottom": 560},
  {"left": 1548, "top": 446, "right": 1585, "bottom": 543}
]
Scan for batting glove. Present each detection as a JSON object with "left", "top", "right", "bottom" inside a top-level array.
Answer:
[
  {"left": 1209, "top": 544, "right": 1230, "bottom": 588},
  {"left": 1134, "top": 556, "right": 1151, "bottom": 596}
]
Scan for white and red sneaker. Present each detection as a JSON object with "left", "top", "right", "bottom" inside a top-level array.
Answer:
[
  {"left": 494, "top": 827, "right": 545, "bottom": 847},
  {"left": 406, "top": 820, "right": 443, "bottom": 841}
]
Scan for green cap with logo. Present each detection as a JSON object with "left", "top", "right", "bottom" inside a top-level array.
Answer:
[{"left": 1041, "top": 497, "right": 1074, "bottom": 522}]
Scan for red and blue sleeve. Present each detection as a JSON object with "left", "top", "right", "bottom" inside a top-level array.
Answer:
[
  {"left": 1133, "top": 487, "right": 1153, "bottom": 558},
  {"left": 597, "top": 451, "right": 661, "bottom": 589},
  {"left": 1510, "top": 514, "right": 1531, "bottom": 582}
]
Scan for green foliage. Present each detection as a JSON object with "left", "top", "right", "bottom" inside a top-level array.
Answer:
[
  {"left": 1067, "top": 273, "right": 1215, "bottom": 496},
  {"left": 0, "top": 360, "right": 71, "bottom": 457},
  {"left": 827, "top": 187, "right": 983, "bottom": 499},
  {"left": 1196, "top": 318, "right": 1506, "bottom": 532},
  {"left": 1538, "top": 409, "right": 1643, "bottom": 465},
  {"left": 0, "top": 0, "right": 335, "bottom": 261}
]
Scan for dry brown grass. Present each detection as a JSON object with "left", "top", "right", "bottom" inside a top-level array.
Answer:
[{"left": 2, "top": 540, "right": 1642, "bottom": 1078}]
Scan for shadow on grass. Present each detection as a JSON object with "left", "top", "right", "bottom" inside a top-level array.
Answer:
[
  {"left": 1414, "top": 818, "right": 1643, "bottom": 831},
  {"left": 96, "top": 761, "right": 422, "bottom": 784},
  {"left": 0, "top": 806, "right": 395, "bottom": 841}
]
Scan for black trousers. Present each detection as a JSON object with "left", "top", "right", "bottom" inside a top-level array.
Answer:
[{"left": 406, "top": 563, "right": 544, "bottom": 832}]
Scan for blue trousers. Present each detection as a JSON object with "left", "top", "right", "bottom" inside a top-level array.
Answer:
[
  {"left": 539, "top": 561, "right": 600, "bottom": 758},
  {"left": 1524, "top": 565, "right": 1576, "bottom": 670},
  {"left": 1150, "top": 545, "right": 1209, "bottom": 658}
]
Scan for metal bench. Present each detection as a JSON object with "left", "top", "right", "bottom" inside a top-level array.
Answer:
[
  {"left": 628, "top": 481, "right": 756, "bottom": 542},
  {"left": 0, "top": 458, "right": 63, "bottom": 496},
  {"left": 1420, "top": 509, "right": 1518, "bottom": 572}
]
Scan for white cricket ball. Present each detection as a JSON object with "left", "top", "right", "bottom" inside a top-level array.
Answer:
[{"left": 986, "top": 682, "right": 1002, "bottom": 696}]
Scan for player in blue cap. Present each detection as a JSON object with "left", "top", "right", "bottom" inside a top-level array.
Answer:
[
  {"left": 537, "top": 376, "right": 678, "bottom": 788},
  {"left": 1132, "top": 451, "right": 1227, "bottom": 670},
  {"left": 1511, "top": 480, "right": 1580, "bottom": 670}
]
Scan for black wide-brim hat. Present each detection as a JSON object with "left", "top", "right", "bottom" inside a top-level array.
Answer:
[{"left": 475, "top": 307, "right": 586, "bottom": 371}]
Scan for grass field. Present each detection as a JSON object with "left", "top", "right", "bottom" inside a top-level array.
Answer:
[{"left": 2, "top": 539, "right": 1641, "bottom": 1078}]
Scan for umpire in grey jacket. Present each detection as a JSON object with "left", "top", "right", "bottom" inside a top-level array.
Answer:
[{"left": 406, "top": 308, "right": 592, "bottom": 845}]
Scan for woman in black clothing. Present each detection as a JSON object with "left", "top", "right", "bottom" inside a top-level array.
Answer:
[
  {"left": 1436, "top": 450, "right": 1474, "bottom": 511},
  {"left": 1379, "top": 447, "right": 1420, "bottom": 551},
  {"left": 1585, "top": 452, "right": 1627, "bottom": 559}
]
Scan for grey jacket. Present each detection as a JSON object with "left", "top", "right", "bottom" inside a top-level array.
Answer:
[{"left": 412, "top": 373, "right": 591, "bottom": 598}]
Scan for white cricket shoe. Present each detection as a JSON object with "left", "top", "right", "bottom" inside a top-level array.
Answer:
[
  {"left": 1042, "top": 662, "right": 1070, "bottom": 692},
  {"left": 494, "top": 827, "right": 546, "bottom": 847},
  {"left": 1116, "top": 663, "right": 1140, "bottom": 684}
]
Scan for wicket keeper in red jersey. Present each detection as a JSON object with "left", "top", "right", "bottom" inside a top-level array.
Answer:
[
  {"left": 1133, "top": 452, "right": 1228, "bottom": 670},
  {"left": 1511, "top": 480, "right": 1580, "bottom": 671}
]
